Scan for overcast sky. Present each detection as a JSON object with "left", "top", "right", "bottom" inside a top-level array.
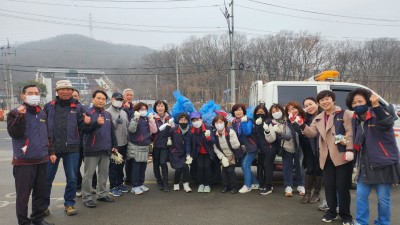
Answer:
[{"left": 1, "top": 0, "right": 399, "bottom": 50}]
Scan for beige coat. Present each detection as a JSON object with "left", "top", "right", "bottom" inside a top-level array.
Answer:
[{"left": 303, "top": 106, "right": 353, "bottom": 169}]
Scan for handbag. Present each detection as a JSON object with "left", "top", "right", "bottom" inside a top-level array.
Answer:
[{"left": 277, "top": 140, "right": 285, "bottom": 157}]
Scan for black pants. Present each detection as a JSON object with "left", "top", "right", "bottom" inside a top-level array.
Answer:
[
  {"left": 109, "top": 145, "right": 127, "bottom": 189},
  {"left": 257, "top": 153, "right": 265, "bottom": 187},
  {"left": 302, "top": 146, "right": 322, "bottom": 176},
  {"left": 153, "top": 147, "right": 169, "bottom": 184},
  {"left": 221, "top": 165, "right": 238, "bottom": 188},
  {"left": 77, "top": 148, "right": 97, "bottom": 190},
  {"left": 131, "top": 159, "right": 147, "bottom": 187},
  {"left": 323, "top": 159, "right": 353, "bottom": 221},
  {"left": 174, "top": 165, "right": 190, "bottom": 184},
  {"left": 263, "top": 149, "right": 277, "bottom": 189},
  {"left": 13, "top": 163, "right": 47, "bottom": 225},
  {"left": 196, "top": 154, "right": 212, "bottom": 186}
]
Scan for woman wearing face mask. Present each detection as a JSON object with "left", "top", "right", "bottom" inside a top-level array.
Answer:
[
  {"left": 186, "top": 112, "right": 215, "bottom": 193},
  {"left": 302, "top": 97, "right": 324, "bottom": 204},
  {"left": 152, "top": 100, "right": 174, "bottom": 192},
  {"left": 212, "top": 114, "right": 241, "bottom": 194},
  {"left": 253, "top": 103, "right": 278, "bottom": 195},
  {"left": 296, "top": 90, "right": 354, "bottom": 225},
  {"left": 345, "top": 88, "right": 400, "bottom": 225},
  {"left": 231, "top": 103, "right": 259, "bottom": 193},
  {"left": 167, "top": 113, "right": 192, "bottom": 193},
  {"left": 127, "top": 102, "right": 157, "bottom": 195}
]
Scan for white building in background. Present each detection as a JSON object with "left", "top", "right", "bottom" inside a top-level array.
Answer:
[{"left": 36, "top": 68, "right": 118, "bottom": 103}]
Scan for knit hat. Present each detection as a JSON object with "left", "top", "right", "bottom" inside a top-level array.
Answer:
[{"left": 55, "top": 80, "right": 74, "bottom": 91}]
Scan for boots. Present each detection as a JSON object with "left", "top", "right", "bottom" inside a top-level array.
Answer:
[
  {"left": 309, "top": 176, "right": 322, "bottom": 204},
  {"left": 183, "top": 182, "right": 192, "bottom": 193},
  {"left": 301, "top": 175, "right": 314, "bottom": 204},
  {"left": 163, "top": 177, "right": 169, "bottom": 192}
]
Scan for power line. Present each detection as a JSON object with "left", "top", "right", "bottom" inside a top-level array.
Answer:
[
  {"left": 70, "top": 0, "right": 201, "bottom": 2},
  {"left": 5, "top": 0, "right": 220, "bottom": 10},
  {"left": 236, "top": 5, "right": 400, "bottom": 27},
  {"left": 245, "top": 0, "right": 400, "bottom": 22}
]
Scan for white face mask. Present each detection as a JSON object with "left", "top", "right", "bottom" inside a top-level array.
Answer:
[
  {"left": 25, "top": 95, "right": 40, "bottom": 106},
  {"left": 139, "top": 110, "right": 148, "bottom": 117},
  {"left": 215, "top": 123, "right": 225, "bottom": 131},
  {"left": 192, "top": 120, "right": 202, "bottom": 128},
  {"left": 272, "top": 111, "right": 283, "bottom": 120},
  {"left": 112, "top": 100, "right": 123, "bottom": 108}
]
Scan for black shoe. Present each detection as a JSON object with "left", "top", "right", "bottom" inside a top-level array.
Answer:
[
  {"left": 221, "top": 186, "right": 228, "bottom": 193},
  {"left": 157, "top": 182, "right": 164, "bottom": 190},
  {"left": 97, "top": 196, "right": 114, "bottom": 202},
  {"left": 84, "top": 200, "right": 97, "bottom": 208},
  {"left": 322, "top": 213, "right": 338, "bottom": 223},
  {"left": 230, "top": 188, "right": 238, "bottom": 194},
  {"left": 163, "top": 185, "right": 170, "bottom": 192},
  {"left": 31, "top": 220, "right": 54, "bottom": 225}
]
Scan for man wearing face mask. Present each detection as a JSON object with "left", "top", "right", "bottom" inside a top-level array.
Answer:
[
  {"left": 7, "top": 84, "right": 55, "bottom": 225},
  {"left": 106, "top": 92, "right": 130, "bottom": 196},
  {"left": 43, "top": 80, "right": 91, "bottom": 217}
]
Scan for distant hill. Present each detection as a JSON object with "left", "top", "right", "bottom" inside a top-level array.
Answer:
[{"left": 1, "top": 34, "right": 154, "bottom": 86}]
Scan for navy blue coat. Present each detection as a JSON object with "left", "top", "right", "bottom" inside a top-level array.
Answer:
[
  {"left": 168, "top": 126, "right": 189, "bottom": 169},
  {"left": 186, "top": 123, "right": 216, "bottom": 160}
]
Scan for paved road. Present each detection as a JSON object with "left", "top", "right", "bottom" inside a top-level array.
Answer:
[{"left": 0, "top": 121, "right": 399, "bottom": 225}]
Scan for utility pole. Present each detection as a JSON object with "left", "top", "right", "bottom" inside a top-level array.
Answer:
[
  {"left": 222, "top": 0, "right": 235, "bottom": 105},
  {"left": 175, "top": 48, "right": 179, "bottom": 91},
  {"left": 3, "top": 39, "right": 16, "bottom": 110},
  {"left": 1, "top": 47, "right": 8, "bottom": 110}
]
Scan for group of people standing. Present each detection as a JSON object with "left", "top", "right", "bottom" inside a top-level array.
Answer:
[{"left": 7, "top": 80, "right": 400, "bottom": 225}]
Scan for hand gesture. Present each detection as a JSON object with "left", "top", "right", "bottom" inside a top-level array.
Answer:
[
  {"left": 185, "top": 155, "right": 193, "bottom": 165},
  {"left": 263, "top": 122, "right": 270, "bottom": 132},
  {"left": 168, "top": 118, "right": 174, "bottom": 126},
  {"left": 17, "top": 105, "right": 26, "bottom": 114},
  {"left": 97, "top": 114, "right": 104, "bottom": 125},
  {"left": 294, "top": 116, "right": 304, "bottom": 125},
  {"left": 370, "top": 93, "right": 379, "bottom": 107},
  {"left": 204, "top": 130, "right": 211, "bottom": 138},
  {"left": 124, "top": 102, "right": 130, "bottom": 109},
  {"left": 133, "top": 111, "right": 140, "bottom": 120},
  {"left": 148, "top": 113, "right": 154, "bottom": 121},
  {"left": 115, "top": 115, "right": 123, "bottom": 125},
  {"left": 241, "top": 115, "right": 248, "bottom": 122},
  {"left": 255, "top": 117, "right": 262, "bottom": 125},
  {"left": 273, "top": 124, "right": 282, "bottom": 134},
  {"left": 83, "top": 113, "right": 91, "bottom": 124},
  {"left": 167, "top": 137, "right": 172, "bottom": 146}
]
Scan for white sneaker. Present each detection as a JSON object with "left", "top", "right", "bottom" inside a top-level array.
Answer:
[
  {"left": 76, "top": 191, "right": 82, "bottom": 197},
  {"left": 139, "top": 185, "right": 149, "bottom": 192},
  {"left": 297, "top": 186, "right": 305, "bottom": 196},
  {"left": 203, "top": 185, "right": 211, "bottom": 193},
  {"left": 197, "top": 184, "right": 205, "bottom": 193},
  {"left": 174, "top": 184, "right": 180, "bottom": 191},
  {"left": 251, "top": 184, "right": 259, "bottom": 190},
  {"left": 285, "top": 186, "right": 293, "bottom": 197},
  {"left": 183, "top": 182, "right": 192, "bottom": 193},
  {"left": 131, "top": 187, "right": 144, "bottom": 195},
  {"left": 239, "top": 185, "right": 251, "bottom": 193}
]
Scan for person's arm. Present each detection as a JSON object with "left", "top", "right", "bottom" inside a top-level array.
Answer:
[
  {"left": 149, "top": 118, "right": 158, "bottom": 134},
  {"left": 7, "top": 109, "right": 26, "bottom": 139},
  {"left": 343, "top": 110, "right": 354, "bottom": 151},
  {"left": 301, "top": 119, "right": 319, "bottom": 139},
  {"left": 229, "top": 129, "right": 241, "bottom": 149},
  {"left": 374, "top": 106, "right": 395, "bottom": 130},
  {"left": 128, "top": 118, "right": 138, "bottom": 133},
  {"left": 111, "top": 123, "right": 118, "bottom": 149},
  {"left": 213, "top": 144, "right": 224, "bottom": 160}
]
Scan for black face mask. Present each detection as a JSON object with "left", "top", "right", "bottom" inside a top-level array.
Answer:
[
  {"left": 179, "top": 123, "right": 188, "bottom": 129},
  {"left": 255, "top": 114, "right": 266, "bottom": 119}
]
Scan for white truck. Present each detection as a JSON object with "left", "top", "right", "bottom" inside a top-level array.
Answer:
[{"left": 248, "top": 71, "right": 400, "bottom": 170}]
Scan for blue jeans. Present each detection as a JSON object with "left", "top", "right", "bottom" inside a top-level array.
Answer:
[
  {"left": 241, "top": 151, "right": 258, "bottom": 188},
  {"left": 45, "top": 152, "right": 79, "bottom": 207},
  {"left": 282, "top": 150, "right": 304, "bottom": 187},
  {"left": 356, "top": 181, "right": 392, "bottom": 225}
]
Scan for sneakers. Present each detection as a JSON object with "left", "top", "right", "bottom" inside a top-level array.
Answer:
[
  {"left": 342, "top": 221, "right": 354, "bottom": 225},
  {"left": 250, "top": 184, "right": 259, "bottom": 190},
  {"left": 322, "top": 214, "right": 338, "bottom": 223},
  {"left": 118, "top": 185, "right": 130, "bottom": 193},
  {"left": 43, "top": 208, "right": 50, "bottom": 217},
  {"left": 285, "top": 186, "right": 293, "bottom": 197},
  {"left": 131, "top": 187, "right": 144, "bottom": 195},
  {"left": 239, "top": 185, "right": 251, "bottom": 193},
  {"left": 174, "top": 184, "right": 180, "bottom": 191},
  {"left": 203, "top": 185, "right": 211, "bottom": 193},
  {"left": 259, "top": 187, "right": 273, "bottom": 195},
  {"left": 109, "top": 187, "right": 122, "bottom": 197},
  {"left": 139, "top": 185, "right": 149, "bottom": 192},
  {"left": 76, "top": 190, "right": 82, "bottom": 197},
  {"left": 297, "top": 186, "right": 306, "bottom": 196},
  {"left": 183, "top": 182, "right": 192, "bottom": 193},
  {"left": 318, "top": 199, "right": 329, "bottom": 211},
  {"left": 64, "top": 206, "right": 77, "bottom": 216},
  {"left": 198, "top": 184, "right": 205, "bottom": 193}
]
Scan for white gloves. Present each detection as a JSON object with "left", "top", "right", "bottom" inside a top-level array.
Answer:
[
  {"left": 273, "top": 124, "right": 282, "bottom": 134},
  {"left": 263, "top": 122, "right": 270, "bottom": 133},
  {"left": 344, "top": 151, "right": 354, "bottom": 161},
  {"left": 148, "top": 113, "right": 154, "bottom": 121},
  {"left": 167, "top": 137, "right": 172, "bottom": 146},
  {"left": 159, "top": 123, "right": 169, "bottom": 131},
  {"left": 255, "top": 117, "right": 262, "bottom": 125},
  {"left": 133, "top": 111, "right": 140, "bottom": 120},
  {"left": 241, "top": 115, "right": 248, "bottom": 122},
  {"left": 185, "top": 155, "right": 193, "bottom": 165},
  {"left": 168, "top": 118, "right": 174, "bottom": 126},
  {"left": 221, "top": 156, "right": 229, "bottom": 167},
  {"left": 204, "top": 130, "right": 211, "bottom": 138}
]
